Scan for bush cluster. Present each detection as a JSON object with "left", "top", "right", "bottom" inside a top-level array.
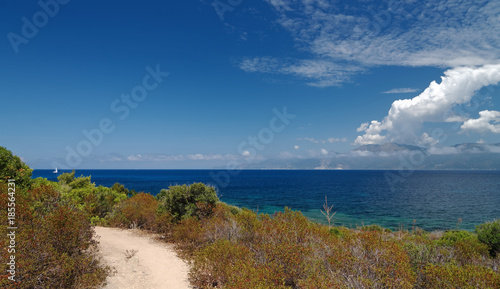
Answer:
[
  {"left": 0, "top": 183, "right": 109, "bottom": 288},
  {"left": 476, "top": 219, "right": 500, "bottom": 258},
  {"left": 2, "top": 146, "right": 500, "bottom": 288}
]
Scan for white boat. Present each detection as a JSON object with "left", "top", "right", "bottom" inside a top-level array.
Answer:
[{"left": 53, "top": 167, "right": 58, "bottom": 174}]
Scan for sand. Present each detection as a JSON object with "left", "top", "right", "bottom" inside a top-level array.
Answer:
[{"left": 94, "top": 226, "right": 191, "bottom": 289}]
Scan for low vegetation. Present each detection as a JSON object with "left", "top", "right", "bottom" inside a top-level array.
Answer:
[
  {"left": 0, "top": 147, "right": 109, "bottom": 288},
  {"left": 1, "top": 146, "right": 499, "bottom": 288}
]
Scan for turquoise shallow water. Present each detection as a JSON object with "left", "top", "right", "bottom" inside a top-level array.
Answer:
[{"left": 32, "top": 169, "right": 500, "bottom": 231}]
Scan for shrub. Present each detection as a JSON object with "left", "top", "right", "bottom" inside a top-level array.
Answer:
[
  {"left": 360, "top": 224, "right": 391, "bottom": 233},
  {"left": 0, "top": 146, "right": 32, "bottom": 189},
  {"left": 190, "top": 239, "right": 254, "bottom": 288},
  {"left": 111, "top": 182, "right": 137, "bottom": 197},
  {"left": 0, "top": 183, "right": 109, "bottom": 288},
  {"left": 157, "top": 183, "right": 219, "bottom": 221},
  {"left": 476, "top": 219, "right": 500, "bottom": 258},
  {"left": 107, "top": 193, "right": 158, "bottom": 229},
  {"left": 437, "top": 230, "right": 475, "bottom": 247},
  {"left": 423, "top": 263, "right": 500, "bottom": 288},
  {"left": 170, "top": 217, "right": 207, "bottom": 257},
  {"left": 58, "top": 172, "right": 127, "bottom": 219},
  {"left": 329, "top": 226, "right": 350, "bottom": 239}
]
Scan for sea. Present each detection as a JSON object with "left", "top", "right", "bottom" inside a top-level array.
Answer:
[{"left": 31, "top": 169, "right": 500, "bottom": 231}]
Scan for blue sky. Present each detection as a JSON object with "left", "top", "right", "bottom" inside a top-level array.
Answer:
[{"left": 1, "top": 0, "right": 499, "bottom": 169}]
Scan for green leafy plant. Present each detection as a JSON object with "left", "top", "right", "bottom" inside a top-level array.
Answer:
[
  {"left": 0, "top": 146, "right": 33, "bottom": 189},
  {"left": 476, "top": 219, "right": 500, "bottom": 258},
  {"left": 157, "top": 183, "right": 219, "bottom": 221},
  {"left": 437, "top": 230, "right": 475, "bottom": 247}
]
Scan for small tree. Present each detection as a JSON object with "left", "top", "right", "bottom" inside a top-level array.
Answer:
[
  {"left": 0, "top": 146, "right": 33, "bottom": 189},
  {"left": 157, "top": 183, "right": 219, "bottom": 221},
  {"left": 320, "top": 196, "right": 336, "bottom": 229},
  {"left": 476, "top": 219, "right": 500, "bottom": 258}
]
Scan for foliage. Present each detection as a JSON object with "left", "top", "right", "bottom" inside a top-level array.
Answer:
[
  {"left": 0, "top": 146, "right": 32, "bottom": 189},
  {"left": 476, "top": 219, "right": 500, "bottom": 258},
  {"left": 157, "top": 183, "right": 219, "bottom": 221},
  {"left": 0, "top": 183, "right": 109, "bottom": 288},
  {"left": 111, "top": 182, "right": 137, "bottom": 197},
  {"left": 160, "top": 204, "right": 500, "bottom": 288},
  {"left": 423, "top": 264, "right": 500, "bottom": 288},
  {"left": 437, "top": 230, "right": 476, "bottom": 247},
  {"left": 107, "top": 193, "right": 158, "bottom": 230},
  {"left": 360, "top": 223, "right": 392, "bottom": 233},
  {"left": 57, "top": 171, "right": 127, "bottom": 219}
]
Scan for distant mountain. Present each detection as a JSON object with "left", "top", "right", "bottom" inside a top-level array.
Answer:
[
  {"left": 353, "top": 143, "right": 426, "bottom": 154},
  {"left": 452, "top": 143, "right": 500, "bottom": 153},
  {"left": 244, "top": 142, "right": 500, "bottom": 170}
]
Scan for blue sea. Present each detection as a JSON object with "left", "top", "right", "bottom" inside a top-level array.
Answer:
[{"left": 32, "top": 169, "right": 500, "bottom": 231}]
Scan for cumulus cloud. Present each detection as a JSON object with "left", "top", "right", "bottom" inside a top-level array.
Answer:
[
  {"left": 320, "top": 148, "right": 328, "bottom": 155},
  {"left": 461, "top": 110, "right": 500, "bottom": 133},
  {"left": 419, "top": 133, "right": 439, "bottom": 146},
  {"left": 355, "top": 64, "right": 500, "bottom": 145},
  {"left": 294, "top": 145, "right": 300, "bottom": 150}
]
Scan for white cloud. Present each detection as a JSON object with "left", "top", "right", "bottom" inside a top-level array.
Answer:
[
  {"left": 294, "top": 145, "right": 300, "bottom": 150},
  {"left": 301, "top": 137, "right": 320, "bottom": 143},
  {"left": 383, "top": 88, "right": 419, "bottom": 94},
  {"left": 419, "top": 133, "right": 439, "bottom": 146},
  {"left": 299, "top": 136, "right": 347, "bottom": 144},
  {"left": 320, "top": 148, "right": 328, "bottom": 155},
  {"left": 239, "top": 58, "right": 363, "bottom": 87},
  {"left": 126, "top": 153, "right": 239, "bottom": 162},
  {"left": 239, "top": 57, "right": 279, "bottom": 73},
  {"left": 461, "top": 110, "right": 500, "bottom": 133},
  {"left": 241, "top": 150, "right": 252, "bottom": 157},
  {"left": 327, "top": 137, "right": 347, "bottom": 143},
  {"left": 356, "top": 64, "right": 500, "bottom": 145},
  {"left": 247, "top": 0, "right": 500, "bottom": 86}
]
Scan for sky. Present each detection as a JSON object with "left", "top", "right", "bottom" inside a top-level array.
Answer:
[{"left": 1, "top": 0, "right": 499, "bottom": 169}]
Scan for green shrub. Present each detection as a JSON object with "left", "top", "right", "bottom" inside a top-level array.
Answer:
[
  {"left": 58, "top": 172, "right": 127, "bottom": 219},
  {"left": 437, "top": 230, "right": 475, "bottom": 247},
  {"left": 329, "top": 226, "right": 348, "bottom": 238},
  {"left": 157, "top": 183, "right": 219, "bottom": 221},
  {"left": 111, "top": 182, "right": 137, "bottom": 197},
  {"left": 0, "top": 146, "right": 32, "bottom": 189},
  {"left": 475, "top": 219, "right": 500, "bottom": 258}
]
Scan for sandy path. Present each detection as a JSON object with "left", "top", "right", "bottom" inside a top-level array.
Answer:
[{"left": 94, "top": 226, "right": 191, "bottom": 289}]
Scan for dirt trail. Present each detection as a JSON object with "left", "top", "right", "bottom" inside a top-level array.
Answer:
[{"left": 94, "top": 226, "right": 191, "bottom": 289}]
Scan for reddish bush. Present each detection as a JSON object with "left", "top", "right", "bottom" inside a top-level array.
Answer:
[
  {"left": 0, "top": 184, "right": 108, "bottom": 288},
  {"left": 108, "top": 193, "right": 158, "bottom": 230}
]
